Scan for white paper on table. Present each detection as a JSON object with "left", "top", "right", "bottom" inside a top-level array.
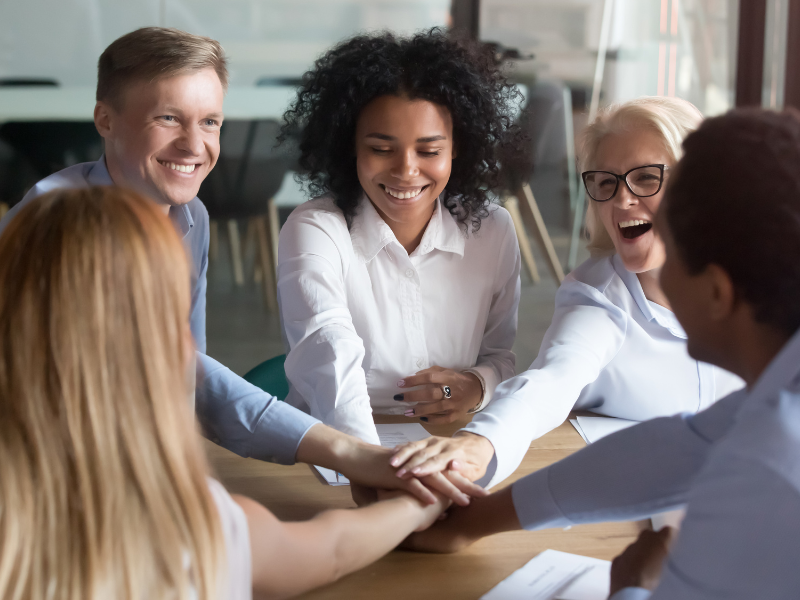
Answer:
[
  {"left": 313, "top": 423, "right": 431, "bottom": 486},
  {"left": 481, "top": 549, "right": 610, "bottom": 600},
  {"left": 570, "top": 416, "right": 638, "bottom": 445},
  {"left": 569, "top": 419, "right": 590, "bottom": 444}
]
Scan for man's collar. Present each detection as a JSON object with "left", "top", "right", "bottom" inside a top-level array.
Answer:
[
  {"left": 91, "top": 155, "right": 194, "bottom": 239},
  {"left": 350, "top": 194, "right": 466, "bottom": 262}
]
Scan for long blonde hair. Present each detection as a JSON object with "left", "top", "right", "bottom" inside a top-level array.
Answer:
[
  {"left": 0, "top": 187, "right": 224, "bottom": 600},
  {"left": 578, "top": 96, "right": 703, "bottom": 254}
]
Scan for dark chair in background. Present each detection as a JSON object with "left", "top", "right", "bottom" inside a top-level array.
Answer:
[
  {"left": 0, "top": 78, "right": 103, "bottom": 216},
  {"left": 200, "top": 119, "right": 294, "bottom": 312}
]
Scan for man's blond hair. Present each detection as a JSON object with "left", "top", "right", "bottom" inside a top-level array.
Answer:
[{"left": 97, "top": 27, "right": 228, "bottom": 107}]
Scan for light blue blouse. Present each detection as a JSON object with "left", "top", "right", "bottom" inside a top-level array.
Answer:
[{"left": 463, "top": 254, "right": 743, "bottom": 487}]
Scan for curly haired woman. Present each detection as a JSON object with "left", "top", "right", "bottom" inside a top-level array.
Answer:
[{"left": 277, "top": 28, "right": 526, "bottom": 444}]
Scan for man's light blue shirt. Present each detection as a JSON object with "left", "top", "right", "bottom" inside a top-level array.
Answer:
[
  {"left": 511, "top": 327, "right": 800, "bottom": 599},
  {"left": 0, "top": 158, "right": 319, "bottom": 463}
]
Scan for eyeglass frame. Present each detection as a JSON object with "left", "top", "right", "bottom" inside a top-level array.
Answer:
[{"left": 581, "top": 164, "right": 670, "bottom": 202}]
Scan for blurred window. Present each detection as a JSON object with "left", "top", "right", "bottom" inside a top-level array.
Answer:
[{"left": 480, "top": 0, "right": 739, "bottom": 116}]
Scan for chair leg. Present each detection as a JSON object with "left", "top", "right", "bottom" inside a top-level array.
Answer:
[
  {"left": 242, "top": 218, "right": 259, "bottom": 282},
  {"left": 503, "top": 195, "right": 540, "bottom": 283},
  {"left": 516, "top": 183, "right": 565, "bottom": 283},
  {"left": 267, "top": 197, "right": 280, "bottom": 271},
  {"left": 227, "top": 219, "right": 245, "bottom": 286},
  {"left": 254, "top": 215, "right": 278, "bottom": 312},
  {"left": 209, "top": 220, "right": 219, "bottom": 262}
]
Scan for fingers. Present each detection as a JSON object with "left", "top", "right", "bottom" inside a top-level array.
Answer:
[
  {"left": 395, "top": 447, "right": 454, "bottom": 479},
  {"left": 443, "top": 470, "right": 489, "bottom": 498},
  {"left": 399, "top": 386, "right": 447, "bottom": 405},
  {"left": 400, "top": 369, "right": 449, "bottom": 389},
  {"left": 390, "top": 439, "right": 436, "bottom": 468},
  {"left": 403, "top": 477, "right": 438, "bottom": 505},
  {"left": 404, "top": 400, "right": 449, "bottom": 417},
  {"left": 420, "top": 472, "right": 471, "bottom": 507}
]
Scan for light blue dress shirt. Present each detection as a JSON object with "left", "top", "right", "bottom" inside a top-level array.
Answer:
[
  {"left": 511, "top": 328, "right": 800, "bottom": 599},
  {"left": 0, "top": 158, "right": 318, "bottom": 463}
]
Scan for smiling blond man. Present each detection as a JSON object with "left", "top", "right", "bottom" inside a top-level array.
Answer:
[{"left": 0, "top": 27, "right": 484, "bottom": 506}]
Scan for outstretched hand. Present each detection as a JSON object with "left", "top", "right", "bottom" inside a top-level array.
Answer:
[
  {"left": 403, "top": 485, "right": 521, "bottom": 553},
  {"left": 610, "top": 526, "right": 676, "bottom": 595},
  {"left": 340, "top": 442, "right": 488, "bottom": 507},
  {"left": 390, "top": 432, "right": 496, "bottom": 482}
]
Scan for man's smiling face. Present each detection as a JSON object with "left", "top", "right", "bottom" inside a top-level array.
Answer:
[{"left": 96, "top": 67, "right": 224, "bottom": 208}]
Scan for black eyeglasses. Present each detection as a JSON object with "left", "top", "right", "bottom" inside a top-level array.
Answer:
[{"left": 581, "top": 164, "right": 669, "bottom": 202}]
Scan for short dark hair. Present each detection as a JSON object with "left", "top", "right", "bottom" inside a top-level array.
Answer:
[
  {"left": 664, "top": 108, "right": 800, "bottom": 336},
  {"left": 97, "top": 27, "right": 228, "bottom": 107},
  {"left": 281, "top": 28, "right": 525, "bottom": 230}
]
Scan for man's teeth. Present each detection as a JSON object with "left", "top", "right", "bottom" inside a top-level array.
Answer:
[
  {"left": 384, "top": 186, "right": 422, "bottom": 199},
  {"left": 619, "top": 219, "right": 651, "bottom": 228},
  {"left": 160, "top": 161, "right": 196, "bottom": 173}
]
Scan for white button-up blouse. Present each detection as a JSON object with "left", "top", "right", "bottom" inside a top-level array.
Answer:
[
  {"left": 463, "top": 253, "right": 745, "bottom": 487},
  {"left": 278, "top": 195, "right": 521, "bottom": 444}
]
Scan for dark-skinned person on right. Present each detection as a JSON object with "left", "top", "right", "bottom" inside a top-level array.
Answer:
[{"left": 403, "top": 108, "right": 800, "bottom": 600}]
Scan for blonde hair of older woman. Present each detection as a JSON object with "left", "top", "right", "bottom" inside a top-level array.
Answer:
[
  {"left": 578, "top": 96, "right": 703, "bottom": 255},
  {"left": 0, "top": 187, "right": 224, "bottom": 600}
]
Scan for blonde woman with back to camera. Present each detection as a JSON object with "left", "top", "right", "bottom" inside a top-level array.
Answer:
[
  {"left": 390, "top": 97, "right": 744, "bottom": 488},
  {"left": 0, "top": 187, "right": 452, "bottom": 600}
]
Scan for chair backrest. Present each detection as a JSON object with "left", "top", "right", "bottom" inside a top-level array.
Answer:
[
  {"left": 243, "top": 354, "right": 289, "bottom": 400},
  {"left": 199, "top": 120, "right": 292, "bottom": 219}
]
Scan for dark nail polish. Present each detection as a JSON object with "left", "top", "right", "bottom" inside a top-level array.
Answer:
[
  {"left": 420, "top": 417, "right": 429, "bottom": 422},
  {"left": 393, "top": 394, "right": 404, "bottom": 401}
]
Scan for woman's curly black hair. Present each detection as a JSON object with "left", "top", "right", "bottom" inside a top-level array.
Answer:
[{"left": 280, "top": 27, "right": 525, "bottom": 230}]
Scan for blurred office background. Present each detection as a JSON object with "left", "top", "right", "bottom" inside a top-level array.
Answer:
[{"left": 0, "top": 0, "right": 796, "bottom": 375}]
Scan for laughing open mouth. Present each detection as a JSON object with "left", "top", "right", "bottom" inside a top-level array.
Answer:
[{"left": 619, "top": 219, "right": 653, "bottom": 239}]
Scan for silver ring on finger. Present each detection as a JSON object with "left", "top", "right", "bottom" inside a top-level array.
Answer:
[{"left": 442, "top": 385, "right": 452, "bottom": 399}]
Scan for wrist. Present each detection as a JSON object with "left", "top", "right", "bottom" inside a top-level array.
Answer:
[
  {"left": 296, "top": 424, "right": 362, "bottom": 472},
  {"left": 454, "top": 431, "right": 495, "bottom": 463},
  {"left": 461, "top": 369, "right": 486, "bottom": 413}
]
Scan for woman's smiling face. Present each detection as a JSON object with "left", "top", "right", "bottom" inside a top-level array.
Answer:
[
  {"left": 355, "top": 94, "right": 454, "bottom": 228},
  {"left": 593, "top": 128, "right": 673, "bottom": 273}
]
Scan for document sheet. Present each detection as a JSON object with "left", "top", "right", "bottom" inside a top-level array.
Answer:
[
  {"left": 313, "top": 423, "right": 431, "bottom": 486},
  {"left": 481, "top": 549, "right": 611, "bottom": 600},
  {"left": 569, "top": 416, "right": 637, "bottom": 444}
]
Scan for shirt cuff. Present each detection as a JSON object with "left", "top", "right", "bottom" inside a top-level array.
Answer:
[
  {"left": 323, "top": 401, "right": 381, "bottom": 446},
  {"left": 468, "top": 363, "right": 501, "bottom": 408},
  {"left": 511, "top": 467, "right": 572, "bottom": 530},
  {"left": 250, "top": 400, "right": 319, "bottom": 464},
  {"left": 609, "top": 588, "right": 652, "bottom": 600},
  {"left": 459, "top": 411, "right": 529, "bottom": 488}
]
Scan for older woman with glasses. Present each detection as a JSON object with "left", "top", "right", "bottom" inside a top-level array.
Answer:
[{"left": 389, "top": 97, "right": 744, "bottom": 489}]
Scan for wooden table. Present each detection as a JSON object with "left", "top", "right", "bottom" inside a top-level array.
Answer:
[{"left": 205, "top": 416, "right": 645, "bottom": 599}]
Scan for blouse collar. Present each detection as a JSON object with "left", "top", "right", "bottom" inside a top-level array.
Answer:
[
  {"left": 611, "top": 253, "right": 687, "bottom": 339},
  {"left": 350, "top": 194, "right": 466, "bottom": 262}
]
